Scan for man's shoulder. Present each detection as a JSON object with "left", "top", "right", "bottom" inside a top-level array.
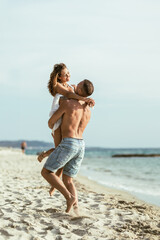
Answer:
[
  {"left": 65, "top": 98, "right": 79, "bottom": 105},
  {"left": 59, "top": 98, "right": 76, "bottom": 109}
]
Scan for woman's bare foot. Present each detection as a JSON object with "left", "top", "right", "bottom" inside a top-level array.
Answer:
[
  {"left": 49, "top": 186, "right": 55, "bottom": 196},
  {"left": 66, "top": 195, "right": 76, "bottom": 213},
  {"left": 37, "top": 151, "right": 46, "bottom": 162}
]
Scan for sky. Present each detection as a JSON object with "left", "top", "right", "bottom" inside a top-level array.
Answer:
[{"left": 0, "top": 0, "right": 160, "bottom": 148}]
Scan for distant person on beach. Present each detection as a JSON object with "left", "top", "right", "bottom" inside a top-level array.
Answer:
[
  {"left": 41, "top": 80, "right": 94, "bottom": 213},
  {"left": 38, "top": 63, "right": 95, "bottom": 178},
  {"left": 21, "top": 141, "right": 27, "bottom": 153}
]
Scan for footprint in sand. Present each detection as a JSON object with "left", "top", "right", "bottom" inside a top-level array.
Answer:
[
  {"left": 94, "top": 194, "right": 105, "bottom": 201},
  {"left": 90, "top": 204, "right": 99, "bottom": 208},
  {"left": 157, "top": 223, "right": 160, "bottom": 228},
  {"left": 0, "top": 229, "right": 14, "bottom": 237},
  {"left": 45, "top": 208, "right": 60, "bottom": 213},
  {"left": 72, "top": 229, "right": 86, "bottom": 236},
  {"left": 2, "top": 207, "right": 13, "bottom": 213},
  {"left": 70, "top": 216, "right": 91, "bottom": 221},
  {"left": 0, "top": 209, "right": 4, "bottom": 217}
]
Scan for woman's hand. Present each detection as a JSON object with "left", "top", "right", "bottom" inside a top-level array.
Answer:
[{"left": 84, "top": 98, "right": 95, "bottom": 107}]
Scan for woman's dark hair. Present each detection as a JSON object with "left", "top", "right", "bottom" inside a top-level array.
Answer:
[{"left": 48, "top": 63, "right": 67, "bottom": 96}]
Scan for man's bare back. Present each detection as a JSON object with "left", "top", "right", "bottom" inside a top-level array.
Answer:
[
  {"left": 37, "top": 99, "right": 90, "bottom": 163},
  {"left": 48, "top": 99, "right": 91, "bottom": 140},
  {"left": 61, "top": 99, "right": 91, "bottom": 139}
]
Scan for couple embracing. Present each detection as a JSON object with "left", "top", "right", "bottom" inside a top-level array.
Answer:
[{"left": 38, "top": 63, "right": 95, "bottom": 213}]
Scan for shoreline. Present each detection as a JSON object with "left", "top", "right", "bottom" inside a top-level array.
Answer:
[
  {"left": 77, "top": 174, "right": 160, "bottom": 210},
  {"left": 78, "top": 174, "right": 160, "bottom": 209},
  {"left": 1, "top": 148, "right": 160, "bottom": 239}
]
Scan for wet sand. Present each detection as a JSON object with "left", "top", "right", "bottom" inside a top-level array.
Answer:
[{"left": 0, "top": 148, "right": 160, "bottom": 240}]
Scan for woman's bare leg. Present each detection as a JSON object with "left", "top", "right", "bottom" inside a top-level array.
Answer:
[{"left": 53, "top": 127, "right": 62, "bottom": 147}]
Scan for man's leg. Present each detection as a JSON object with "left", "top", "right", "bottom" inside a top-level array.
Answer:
[
  {"left": 62, "top": 174, "right": 79, "bottom": 214},
  {"left": 41, "top": 168, "right": 75, "bottom": 213}
]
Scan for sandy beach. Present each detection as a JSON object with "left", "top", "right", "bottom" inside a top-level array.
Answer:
[{"left": 0, "top": 148, "right": 160, "bottom": 240}]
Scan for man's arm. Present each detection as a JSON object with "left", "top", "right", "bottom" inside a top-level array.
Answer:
[{"left": 48, "top": 101, "right": 67, "bottom": 129}]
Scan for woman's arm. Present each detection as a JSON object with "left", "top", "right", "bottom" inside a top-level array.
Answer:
[
  {"left": 52, "top": 73, "right": 58, "bottom": 88},
  {"left": 55, "top": 83, "right": 95, "bottom": 106}
]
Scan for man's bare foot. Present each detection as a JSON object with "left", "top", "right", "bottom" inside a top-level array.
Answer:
[
  {"left": 37, "top": 151, "right": 46, "bottom": 162},
  {"left": 66, "top": 195, "right": 76, "bottom": 213},
  {"left": 49, "top": 186, "right": 55, "bottom": 196}
]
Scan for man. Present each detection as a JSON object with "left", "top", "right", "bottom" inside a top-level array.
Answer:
[
  {"left": 21, "top": 141, "right": 27, "bottom": 154},
  {"left": 41, "top": 79, "right": 94, "bottom": 213}
]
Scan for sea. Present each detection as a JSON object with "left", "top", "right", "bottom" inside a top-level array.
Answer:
[{"left": 26, "top": 147, "right": 160, "bottom": 207}]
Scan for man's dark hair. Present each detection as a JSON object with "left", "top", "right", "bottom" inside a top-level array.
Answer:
[{"left": 83, "top": 79, "right": 94, "bottom": 96}]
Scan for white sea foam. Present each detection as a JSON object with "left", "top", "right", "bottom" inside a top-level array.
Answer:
[{"left": 97, "top": 180, "right": 160, "bottom": 197}]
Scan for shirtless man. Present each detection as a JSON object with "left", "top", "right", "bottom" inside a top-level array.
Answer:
[{"left": 41, "top": 79, "right": 94, "bottom": 213}]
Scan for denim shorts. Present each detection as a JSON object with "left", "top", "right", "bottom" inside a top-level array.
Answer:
[{"left": 43, "top": 138, "right": 85, "bottom": 177}]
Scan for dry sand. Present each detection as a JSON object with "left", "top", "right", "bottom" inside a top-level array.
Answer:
[{"left": 0, "top": 148, "right": 160, "bottom": 240}]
